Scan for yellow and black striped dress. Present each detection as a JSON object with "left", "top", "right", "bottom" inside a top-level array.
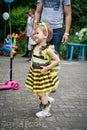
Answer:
[{"left": 25, "top": 45, "right": 59, "bottom": 94}]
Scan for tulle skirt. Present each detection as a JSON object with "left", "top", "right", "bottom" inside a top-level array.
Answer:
[{"left": 25, "top": 66, "right": 59, "bottom": 94}]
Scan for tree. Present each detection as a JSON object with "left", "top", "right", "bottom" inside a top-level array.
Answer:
[
  {"left": 0, "top": 0, "right": 87, "bottom": 40},
  {"left": 71, "top": 0, "right": 87, "bottom": 30}
]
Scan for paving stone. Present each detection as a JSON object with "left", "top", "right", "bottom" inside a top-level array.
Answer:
[{"left": 0, "top": 56, "right": 87, "bottom": 130}]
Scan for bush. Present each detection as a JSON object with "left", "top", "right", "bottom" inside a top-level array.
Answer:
[
  {"left": 10, "top": 6, "right": 30, "bottom": 33},
  {"left": 16, "top": 38, "right": 27, "bottom": 55},
  {"left": 60, "top": 43, "right": 67, "bottom": 59}
]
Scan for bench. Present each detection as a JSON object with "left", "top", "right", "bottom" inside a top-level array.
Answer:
[{"left": 66, "top": 42, "right": 87, "bottom": 62}]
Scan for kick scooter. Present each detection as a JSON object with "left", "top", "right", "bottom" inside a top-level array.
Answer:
[{"left": 0, "top": 45, "right": 20, "bottom": 90}]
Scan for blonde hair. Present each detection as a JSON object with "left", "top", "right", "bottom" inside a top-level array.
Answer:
[
  {"left": 7, "top": 34, "right": 11, "bottom": 39},
  {"left": 36, "top": 22, "right": 53, "bottom": 42}
]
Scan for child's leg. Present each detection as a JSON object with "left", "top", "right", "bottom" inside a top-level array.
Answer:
[
  {"left": 36, "top": 92, "right": 51, "bottom": 118},
  {"left": 40, "top": 93, "right": 48, "bottom": 104},
  {"left": 39, "top": 92, "right": 55, "bottom": 105},
  {"left": 38, "top": 93, "right": 49, "bottom": 108}
]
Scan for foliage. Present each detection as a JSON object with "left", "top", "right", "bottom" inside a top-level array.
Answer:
[
  {"left": 10, "top": 6, "right": 29, "bottom": 33},
  {"left": 60, "top": 34, "right": 79, "bottom": 58},
  {"left": 60, "top": 43, "right": 67, "bottom": 58},
  {"left": 71, "top": 0, "right": 87, "bottom": 29},
  {"left": 60, "top": 28, "right": 87, "bottom": 59},
  {"left": 16, "top": 38, "right": 27, "bottom": 54},
  {"left": 80, "top": 37, "right": 87, "bottom": 44},
  {"left": 0, "top": 0, "right": 36, "bottom": 40},
  {"left": 75, "top": 28, "right": 87, "bottom": 44},
  {"left": 13, "top": 0, "right": 36, "bottom": 8},
  {"left": 0, "top": 0, "right": 87, "bottom": 57}
]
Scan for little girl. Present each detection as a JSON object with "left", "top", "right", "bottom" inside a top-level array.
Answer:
[{"left": 25, "top": 22, "right": 60, "bottom": 118}]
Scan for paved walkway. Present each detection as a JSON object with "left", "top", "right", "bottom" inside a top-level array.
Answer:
[{"left": 0, "top": 55, "right": 87, "bottom": 130}]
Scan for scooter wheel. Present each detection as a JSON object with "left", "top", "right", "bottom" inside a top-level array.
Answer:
[
  {"left": 5, "top": 80, "right": 9, "bottom": 85},
  {"left": 13, "top": 83, "right": 20, "bottom": 90}
]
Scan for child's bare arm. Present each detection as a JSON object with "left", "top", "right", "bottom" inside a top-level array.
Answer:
[{"left": 40, "top": 48, "right": 60, "bottom": 74}]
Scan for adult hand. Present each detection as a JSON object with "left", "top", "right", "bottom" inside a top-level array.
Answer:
[{"left": 62, "top": 34, "right": 69, "bottom": 44}]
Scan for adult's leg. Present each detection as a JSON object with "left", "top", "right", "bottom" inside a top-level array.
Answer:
[
  {"left": 49, "top": 28, "right": 62, "bottom": 93},
  {"left": 50, "top": 28, "right": 63, "bottom": 53}
]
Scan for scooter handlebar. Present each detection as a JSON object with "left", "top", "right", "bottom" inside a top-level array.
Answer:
[{"left": 6, "top": 45, "right": 18, "bottom": 49}]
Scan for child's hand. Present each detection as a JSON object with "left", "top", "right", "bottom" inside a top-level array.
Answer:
[
  {"left": 40, "top": 66, "right": 48, "bottom": 74},
  {"left": 5, "top": 38, "right": 7, "bottom": 42}
]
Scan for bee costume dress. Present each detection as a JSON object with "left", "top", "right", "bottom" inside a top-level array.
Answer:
[{"left": 25, "top": 44, "right": 60, "bottom": 94}]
